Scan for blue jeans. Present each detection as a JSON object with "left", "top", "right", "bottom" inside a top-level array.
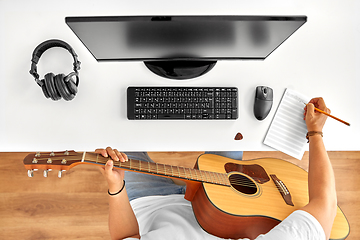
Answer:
[{"left": 124, "top": 151, "right": 243, "bottom": 201}]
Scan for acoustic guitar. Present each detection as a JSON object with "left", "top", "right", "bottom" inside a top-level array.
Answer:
[{"left": 23, "top": 151, "right": 349, "bottom": 240}]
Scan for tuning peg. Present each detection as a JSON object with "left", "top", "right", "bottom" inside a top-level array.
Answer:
[
  {"left": 43, "top": 169, "right": 52, "bottom": 177},
  {"left": 28, "top": 170, "right": 34, "bottom": 178},
  {"left": 58, "top": 170, "right": 65, "bottom": 178}
]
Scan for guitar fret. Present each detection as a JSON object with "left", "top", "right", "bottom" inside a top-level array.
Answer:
[
  {"left": 198, "top": 170, "right": 204, "bottom": 181},
  {"left": 158, "top": 164, "right": 165, "bottom": 175},
  {"left": 207, "top": 171, "right": 212, "bottom": 183},
  {"left": 135, "top": 160, "right": 141, "bottom": 171},
  {"left": 221, "top": 173, "right": 229, "bottom": 185},
  {"left": 179, "top": 167, "right": 186, "bottom": 179},
  {"left": 189, "top": 168, "right": 194, "bottom": 179},
  {"left": 196, "top": 169, "right": 201, "bottom": 180},
  {"left": 165, "top": 164, "right": 170, "bottom": 175},
  {"left": 184, "top": 168, "right": 191, "bottom": 179},
  {"left": 213, "top": 172, "right": 219, "bottom": 183},
  {"left": 190, "top": 169, "right": 198, "bottom": 180},
  {"left": 208, "top": 171, "right": 215, "bottom": 184},
  {"left": 139, "top": 160, "right": 149, "bottom": 172},
  {"left": 130, "top": 159, "right": 135, "bottom": 170},
  {"left": 135, "top": 160, "right": 142, "bottom": 171},
  {"left": 215, "top": 173, "right": 221, "bottom": 183},
  {"left": 175, "top": 166, "right": 179, "bottom": 177},
  {"left": 202, "top": 171, "right": 207, "bottom": 182},
  {"left": 136, "top": 160, "right": 141, "bottom": 171},
  {"left": 142, "top": 161, "right": 146, "bottom": 171},
  {"left": 150, "top": 162, "right": 157, "bottom": 173},
  {"left": 164, "top": 165, "right": 173, "bottom": 176},
  {"left": 209, "top": 171, "right": 216, "bottom": 184},
  {"left": 198, "top": 170, "right": 203, "bottom": 181},
  {"left": 208, "top": 172, "right": 215, "bottom": 183},
  {"left": 176, "top": 166, "right": 181, "bottom": 178},
  {"left": 200, "top": 170, "right": 205, "bottom": 181},
  {"left": 217, "top": 173, "right": 224, "bottom": 184},
  {"left": 202, "top": 170, "right": 208, "bottom": 182},
  {"left": 165, "top": 164, "right": 168, "bottom": 175},
  {"left": 214, "top": 172, "right": 221, "bottom": 184},
  {"left": 162, "top": 164, "right": 165, "bottom": 175},
  {"left": 120, "top": 160, "right": 130, "bottom": 169},
  {"left": 209, "top": 171, "right": 215, "bottom": 183}
]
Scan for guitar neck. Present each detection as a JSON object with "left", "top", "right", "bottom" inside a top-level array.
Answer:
[{"left": 84, "top": 152, "right": 230, "bottom": 186}]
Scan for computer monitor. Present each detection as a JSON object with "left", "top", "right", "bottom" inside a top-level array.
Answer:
[{"left": 66, "top": 16, "right": 307, "bottom": 80}]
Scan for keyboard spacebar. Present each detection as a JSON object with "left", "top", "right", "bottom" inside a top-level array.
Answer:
[{"left": 157, "top": 114, "right": 185, "bottom": 119}]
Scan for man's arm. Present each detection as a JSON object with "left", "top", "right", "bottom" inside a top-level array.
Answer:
[
  {"left": 96, "top": 147, "right": 140, "bottom": 240},
  {"left": 300, "top": 98, "right": 337, "bottom": 239}
]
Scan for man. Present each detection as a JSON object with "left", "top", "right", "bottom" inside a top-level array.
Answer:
[{"left": 96, "top": 97, "right": 337, "bottom": 240}]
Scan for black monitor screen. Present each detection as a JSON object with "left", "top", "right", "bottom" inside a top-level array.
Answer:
[{"left": 66, "top": 16, "right": 307, "bottom": 61}]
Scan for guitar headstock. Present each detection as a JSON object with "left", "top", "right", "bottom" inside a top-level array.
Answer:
[{"left": 23, "top": 150, "right": 83, "bottom": 178}]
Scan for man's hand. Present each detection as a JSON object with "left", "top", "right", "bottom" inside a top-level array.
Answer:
[
  {"left": 95, "top": 147, "right": 128, "bottom": 193},
  {"left": 304, "top": 97, "right": 330, "bottom": 132}
]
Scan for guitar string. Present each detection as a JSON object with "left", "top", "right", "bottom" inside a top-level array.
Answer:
[
  {"left": 31, "top": 156, "right": 229, "bottom": 182},
  {"left": 28, "top": 156, "right": 288, "bottom": 192},
  {"left": 30, "top": 156, "right": 269, "bottom": 188}
]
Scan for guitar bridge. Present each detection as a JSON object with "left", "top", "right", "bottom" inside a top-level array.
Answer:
[{"left": 270, "top": 174, "right": 294, "bottom": 206}]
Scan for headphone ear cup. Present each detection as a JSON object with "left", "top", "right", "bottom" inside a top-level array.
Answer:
[
  {"left": 39, "top": 79, "right": 51, "bottom": 99},
  {"left": 54, "top": 74, "right": 75, "bottom": 101},
  {"left": 64, "top": 72, "right": 78, "bottom": 95},
  {"left": 44, "top": 73, "right": 61, "bottom": 101}
]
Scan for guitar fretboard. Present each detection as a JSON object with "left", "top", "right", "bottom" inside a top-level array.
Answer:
[{"left": 86, "top": 152, "right": 230, "bottom": 186}]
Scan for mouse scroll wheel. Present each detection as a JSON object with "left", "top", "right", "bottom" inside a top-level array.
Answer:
[{"left": 263, "top": 88, "right": 267, "bottom": 95}]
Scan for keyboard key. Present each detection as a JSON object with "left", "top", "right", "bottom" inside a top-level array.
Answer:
[{"left": 158, "top": 114, "right": 185, "bottom": 119}]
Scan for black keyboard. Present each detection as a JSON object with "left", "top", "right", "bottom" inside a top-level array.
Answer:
[{"left": 127, "top": 87, "right": 238, "bottom": 120}]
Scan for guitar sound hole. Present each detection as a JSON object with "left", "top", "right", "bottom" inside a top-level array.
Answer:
[{"left": 229, "top": 174, "right": 257, "bottom": 195}]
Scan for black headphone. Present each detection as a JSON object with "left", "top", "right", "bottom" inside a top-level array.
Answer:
[{"left": 29, "top": 39, "right": 81, "bottom": 101}]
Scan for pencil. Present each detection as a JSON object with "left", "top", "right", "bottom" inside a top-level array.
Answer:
[
  {"left": 299, "top": 100, "right": 350, "bottom": 126},
  {"left": 313, "top": 106, "right": 350, "bottom": 126}
]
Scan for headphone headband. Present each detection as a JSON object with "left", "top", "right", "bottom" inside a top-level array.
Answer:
[{"left": 29, "top": 39, "right": 81, "bottom": 85}]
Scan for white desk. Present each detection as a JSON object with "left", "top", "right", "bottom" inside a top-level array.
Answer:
[{"left": 0, "top": 0, "right": 359, "bottom": 152}]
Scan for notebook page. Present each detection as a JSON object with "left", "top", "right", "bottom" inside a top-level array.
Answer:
[{"left": 264, "top": 88, "right": 311, "bottom": 160}]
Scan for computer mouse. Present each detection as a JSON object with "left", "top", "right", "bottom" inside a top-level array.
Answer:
[{"left": 254, "top": 86, "right": 273, "bottom": 120}]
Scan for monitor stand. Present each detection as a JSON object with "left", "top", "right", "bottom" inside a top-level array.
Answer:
[{"left": 144, "top": 60, "right": 217, "bottom": 80}]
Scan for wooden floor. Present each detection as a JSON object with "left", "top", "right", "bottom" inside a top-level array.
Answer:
[{"left": 0, "top": 151, "right": 359, "bottom": 240}]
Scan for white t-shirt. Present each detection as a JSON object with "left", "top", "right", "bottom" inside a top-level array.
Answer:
[{"left": 125, "top": 194, "right": 325, "bottom": 240}]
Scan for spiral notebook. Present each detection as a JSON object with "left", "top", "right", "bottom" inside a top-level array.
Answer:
[{"left": 264, "top": 89, "right": 311, "bottom": 160}]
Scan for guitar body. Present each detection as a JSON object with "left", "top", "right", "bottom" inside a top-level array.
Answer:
[{"left": 189, "top": 154, "right": 349, "bottom": 240}]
